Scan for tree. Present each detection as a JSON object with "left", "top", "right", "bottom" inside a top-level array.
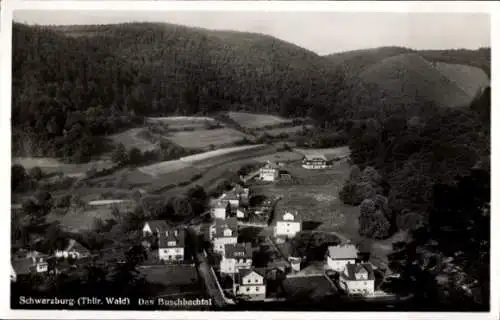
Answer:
[
  {"left": 128, "top": 147, "right": 142, "bottom": 165},
  {"left": 111, "top": 143, "right": 128, "bottom": 166},
  {"left": 12, "top": 164, "right": 28, "bottom": 191},
  {"left": 29, "top": 166, "right": 44, "bottom": 181},
  {"left": 358, "top": 199, "right": 391, "bottom": 239}
]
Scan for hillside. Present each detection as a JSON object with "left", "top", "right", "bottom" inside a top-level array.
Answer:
[
  {"left": 359, "top": 53, "right": 475, "bottom": 109},
  {"left": 49, "top": 22, "right": 347, "bottom": 118},
  {"left": 326, "top": 46, "right": 414, "bottom": 79},
  {"left": 12, "top": 22, "right": 348, "bottom": 161}
]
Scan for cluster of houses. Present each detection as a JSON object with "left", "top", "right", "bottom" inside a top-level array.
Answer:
[
  {"left": 326, "top": 244, "right": 376, "bottom": 296},
  {"left": 11, "top": 238, "right": 92, "bottom": 282},
  {"left": 142, "top": 220, "right": 186, "bottom": 262}
]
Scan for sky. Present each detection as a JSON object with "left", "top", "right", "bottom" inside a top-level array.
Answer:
[{"left": 13, "top": 11, "right": 490, "bottom": 55}]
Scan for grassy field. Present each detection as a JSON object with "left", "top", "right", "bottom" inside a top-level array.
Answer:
[
  {"left": 282, "top": 276, "right": 335, "bottom": 301},
  {"left": 262, "top": 126, "right": 309, "bottom": 137},
  {"left": 434, "top": 62, "right": 490, "bottom": 98},
  {"left": 146, "top": 116, "right": 222, "bottom": 130},
  {"left": 294, "top": 146, "right": 350, "bottom": 159},
  {"left": 138, "top": 160, "right": 194, "bottom": 177},
  {"left": 108, "top": 128, "right": 157, "bottom": 152},
  {"left": 46, "top": 206, "right": 116, "bottom": 232},
  {"left": 227, "top": 112, "right": 293, "bottom": 129},
  {"left": 139, "top": 264, "right": 205, "bottom": 297},
  {"left": 166, "top": 128, "right": 253, "bottom": 150},
  {"left": 251, "top": 151, "right": 304, "bottom": 164},
  {"left": 13, "top": 157, "right": 114, "bottom": 176}
]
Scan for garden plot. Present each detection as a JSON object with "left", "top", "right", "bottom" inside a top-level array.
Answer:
[
  {"left": 227, "top": 112, "right": 293, "bottom": 129},
  {"left": 166, "top": 128, "right": 252, "bottom": 150}
]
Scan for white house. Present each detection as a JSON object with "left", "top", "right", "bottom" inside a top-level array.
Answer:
[
  {"left": 326, "top": 244, "right": 359, "bottom": 272},
  {"left": 142, "top": 220, "right": 169, "bottom": 237},
  {"left": 54, "top": 239, "right": 91, "bottom": 260},
  {"left": 302, "top": 153, "right": 328, "bottom": 169},
  {"left": 259, "top": 161, "right": 279, "bottom": 182},
  {"left": 211, "top": 200, "right": 231, "bottom": 220},
  {"left": 338, "top": 262, "right": 375, "bottom": 296},
  {"left": 212, "top": 219, "right": 238, "bottom": 256},
  {"left": 220, "top": 242, "right": 253, "bottom": 274},
  {"left": 233, "top": 268, "right": 267, "bottom": 301},
  {"left": 158, "top": 228, "right": 185, "bottom": 262},
  {"left": 11, "top": 256, "right": 48, "bottom": 281},
  {"left": 274, "top": 210, "right": 302, "bottom": 239}
]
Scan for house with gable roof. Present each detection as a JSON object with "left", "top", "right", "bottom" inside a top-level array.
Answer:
[
  {"left": 233, "top": 268, "right": 267, "bottom": 301},
  {"left": 302, "top": 153, "right": 328, "bottom": 169},
  {"left": 211, "top": 200, "right": 231, "bottom": 220},
  {"left": 142, "top": 220, "right": 169, "bottom": 237},
  {"left": 326, "top": 244, "right": 359, "bottom": 272},
  {"left": 11, "top": 255, "right": 49, "bottom": 282},
  {"left": 220, "top": 242, "right": 253, "bottom": 274},
  {"left": 259, "top": 161, "right": 280, "bottom": 182},
  {"left": 339, "top": 262, "right": 375, "bottom": 296},
  {"left": 274, "top": 210, "right": 302, "bottom": 239},
  {"left": 158, "top": 228, "right": 185, "bottom": 262},
  {"left": 212, "top": 218, "right": 238, "bottom": 256}
]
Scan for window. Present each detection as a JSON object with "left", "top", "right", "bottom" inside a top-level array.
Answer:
[
  {"left": 256, "top": 287, "right": 259, "bottom": 292},
  {"left": 255, "top": 279, "right": 259, "bottom": 283},
  {"left": 247, "top": 279, "right": 251, "bottom": 284},
  {"left": 168, "top": 255, "right": 172, "bottom": 260},
  {"left": 246, "top": 287, "right": 250, "bottom": 292}
]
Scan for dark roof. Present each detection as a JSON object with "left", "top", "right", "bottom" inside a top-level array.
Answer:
[
  {"left": 303, "top": 154, "right": 327, "bottom": 161},
  {"left": 144, "top": 220, "right": 169, "bottom": 232},
  {"left": 213, "top": 218, "right": 238, "bottom": 238},
  {"left": 65, "top": 239, "right": 90, "bottom": 254},
  {"left": 224, "top": 242, "right": 252, "bottom": 259},
  {"left": 343, "top": 263, "right": 375, "bottom": 281},
  {"left": 276, "top": 210, "right": 301, "bottom": 223},
  {"left": 158, "top": 228, "right": 185, "bottom": 248},
  {"left": 261, "top": 161, "right": 279, "bottom": 170}
]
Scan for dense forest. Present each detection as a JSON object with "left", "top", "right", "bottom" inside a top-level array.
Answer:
[
  {"left": 339, "top": 85, "right": 490, "bottom": 309},
  {"left": 12, "top": 22, "right": 350, "bottom": 161}
]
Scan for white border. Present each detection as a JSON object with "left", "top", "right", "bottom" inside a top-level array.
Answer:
[{"left": 1, "top": 1, "right": 498, "bottom": 319}]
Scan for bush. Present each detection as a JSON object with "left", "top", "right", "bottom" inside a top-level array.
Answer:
[{"left": 359, "top": 209, "right": 391, "bottom": 239}]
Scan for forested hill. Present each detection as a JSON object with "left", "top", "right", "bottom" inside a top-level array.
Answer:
[
  {"left": 12, "top": 22, "right": 350, "bottom": 161},
  {"left": 45, "top": 22, "right": 348, "bottom": 118}
]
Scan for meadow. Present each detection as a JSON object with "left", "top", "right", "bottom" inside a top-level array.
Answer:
[
  {"left": 166, "top": 128, "right": 253, "bottom": 150},
  {"left": 227, "top": 112, "right": 293, "bottom": 129},
  {"left": 146, "top": 116, "right": 221, "bottom": 130},
  {"left": 13, "top": 157, "right": 114, "bottom": 176},
  {"left": 108, "top": 128, "right": 157, "bottom": 152},
  {"left": 263, "top": 125, "right": 311, "bottom": 137}
]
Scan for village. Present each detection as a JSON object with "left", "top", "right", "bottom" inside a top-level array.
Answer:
[{"left": 11, "top": 148, "right": 402, "bottom": 309}]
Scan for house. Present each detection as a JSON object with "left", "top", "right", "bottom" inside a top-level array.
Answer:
[
  {"left": 326, "top": 244, "right": 359, "bottom": 272},
  {"left": 142, "top": 220, "right": 169, "bottom": 237},
  {"left": 158, "top": 228, "right": 185, "bottom": 262},
  {"left": 274, "top": 210, "right": 302, "bottom": 239},
  {"left": 233, "top": 268, "right": 267, "bottom": 301},
  {"left": 210, "top": 217, "right": 238, "bottom": 240},
  {"left": 11, "top": 203, "right": 23, "bottom": 215},
  {"left": 289, "top": 256, "right": 302, "bottom": 272},
  {"left": 302, "top": 153, "right": 328, "bottom": 169},
  {"left": 338, "top": 262, "right": 375, "bottom": 296},
  {"left": 220, "top": 242, "right": 253, "bottom": 274},
  {"left": 236, "top": 208, "right": 248, "bottom": 220},
  {"left": 259, "top": 161, "right": 279, "bottom": 182},
  {"left": 211, "top": 200, "right": 231, "bottom": 220},
  {"left": 212, "top": 218, "right": 238, "bottom": 256},
  {"left": 278, "top": 170, "right": 292, "bottom": 181},
  {"left": 233, "top": 184, "right": 251, "bottom": 205},
  {"left": 11, "top": 256, "right": 49, "bottom": 281},
  {"left": 54, "top": 239, "right": 91, "bottom": 260}
]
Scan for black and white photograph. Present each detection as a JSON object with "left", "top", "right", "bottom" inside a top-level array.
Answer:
[{"left": 3, "top": 2, "right": 495, "bottom": 318}]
